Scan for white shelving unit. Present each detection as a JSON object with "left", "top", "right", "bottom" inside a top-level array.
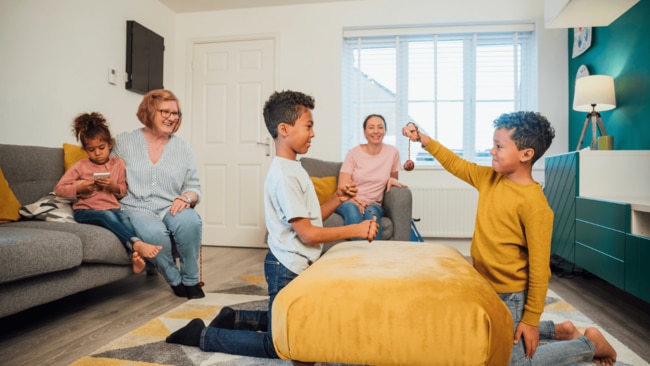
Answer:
[{"left": 579, "top": 150, "right": 650, "bottom": 238}]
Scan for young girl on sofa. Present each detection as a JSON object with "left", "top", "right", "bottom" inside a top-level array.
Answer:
[{"left": 54, "top": 112, "right": 162, "bottom": 273}]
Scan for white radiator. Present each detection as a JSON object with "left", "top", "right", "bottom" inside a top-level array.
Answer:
[{"left": 411, "top": 187, "right": 478, "bottom": 238}]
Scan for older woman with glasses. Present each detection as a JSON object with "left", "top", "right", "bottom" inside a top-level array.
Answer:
[{"left": 113, "top": 89, "right": 204, "bottom": 299}]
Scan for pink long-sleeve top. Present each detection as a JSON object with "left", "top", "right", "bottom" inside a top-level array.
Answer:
[{"left": 53, "top": 157, "right": 127, "bottom": 210}]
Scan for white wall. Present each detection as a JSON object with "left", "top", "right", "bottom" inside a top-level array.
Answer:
[
  {"left": 1, "top": 0, "right": 567, "bottom": 186},
  {"left": 173, "top": 0, "right": 568, "bottom": 186},
  {"left": 0, "top": 0, "right": 176, "bottom": 147}
]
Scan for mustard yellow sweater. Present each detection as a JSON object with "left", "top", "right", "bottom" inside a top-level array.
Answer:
[{"left": 424, "top": 140, "right": 553, "bottom": 326}]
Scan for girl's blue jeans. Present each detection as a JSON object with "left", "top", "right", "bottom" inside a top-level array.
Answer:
[
  {"left": 199, "top": 250, "right": 297, "bottom": 358},
  {"left": 500, "top": 291, "right": 595, "bottom": 365},
  {"left": 73, "top": 208, "right": 139, "bottom": 252},
  {"left": 335, "top": 200, "right": 383, "bottom": 240},
  {"left": 123, "top": 208, "right": 202, "bottom": 287}
]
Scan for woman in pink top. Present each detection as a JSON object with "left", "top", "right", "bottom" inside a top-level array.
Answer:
[
  {"left": 54, "top": 112, "right": 161, "bottom": 273},
  {"left": 336, "top": 114, "right": 406, "bottom": 240}
]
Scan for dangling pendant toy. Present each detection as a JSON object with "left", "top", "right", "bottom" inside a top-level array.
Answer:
[
  {"left": 403, "top": 122, "right": 418, "bottom": 171},
  {"left": 404, "top": 147, "right": 415, "bottom": 171}
]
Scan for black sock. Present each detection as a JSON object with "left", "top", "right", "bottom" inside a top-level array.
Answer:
[
  {"left": 171, "top": 284, "right": 187, "bottom": 298},
  {"left": 208, "top": 306, "right": 236, "bottom": 329},
  {"left": 165, "top": 318, "right": 205, "bottom": 347}
]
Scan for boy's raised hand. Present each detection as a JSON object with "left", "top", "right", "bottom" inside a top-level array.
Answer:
[
  {"left": 401, "top": 122, "right": 431, "bottom": 147},
  {"left": 402, "top": 122, "right": 419, "bottom": 142}
]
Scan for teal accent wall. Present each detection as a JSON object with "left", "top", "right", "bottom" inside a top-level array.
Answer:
[{"left": 568, "top": 0, "right": 650, "bottom": 150}]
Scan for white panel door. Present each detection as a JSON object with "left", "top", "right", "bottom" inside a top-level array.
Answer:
[{"left": 191, "top": 38, "right": 275, "bottom": 247}]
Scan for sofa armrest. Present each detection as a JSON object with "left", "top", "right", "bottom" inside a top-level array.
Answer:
[{"left": 382, "top": 186, "right": 412, "bottom": 241}]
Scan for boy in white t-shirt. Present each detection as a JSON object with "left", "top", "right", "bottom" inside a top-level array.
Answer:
[{"left": 166, "top": 90, "right": 378, "bottom": 361}]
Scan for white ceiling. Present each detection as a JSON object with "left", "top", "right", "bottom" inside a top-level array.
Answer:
[{"left": 158, "top": 0, "right": 357, "bottom": 13}]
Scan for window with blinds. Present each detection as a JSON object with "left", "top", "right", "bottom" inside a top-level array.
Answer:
[{"left": 341, "top": 24, "right": 536, "bottom": 166}]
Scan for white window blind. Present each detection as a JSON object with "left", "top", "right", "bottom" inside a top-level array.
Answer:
[{"left": 341, "top": 24, "right": 536, "bottom": 166}]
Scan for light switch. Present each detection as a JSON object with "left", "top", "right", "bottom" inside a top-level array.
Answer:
[{"left": 107, "top": 67, "right": 117, "bottom": 85}]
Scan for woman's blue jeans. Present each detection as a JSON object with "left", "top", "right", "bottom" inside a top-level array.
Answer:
[
  {"left": 335, "top": 200, "right": 384, "bottom": 240},
  {"left": 500, "top": 291, "right": 595, "bottom": 365},
  {"left": 123, "top": 208, "right": 202, "bottom": 287},
  {"left": 73, "top": 209, "right": 138, "bottom": 252},
  {"left": 199, "top": 250, "right": 298, "bottom": 358}
]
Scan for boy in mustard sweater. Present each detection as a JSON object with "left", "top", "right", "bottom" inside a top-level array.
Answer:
[{"left": 403, "top": 112, "right": 616, "bottom": 365}]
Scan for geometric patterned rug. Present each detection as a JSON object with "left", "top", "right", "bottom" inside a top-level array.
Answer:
[{"left": 70, "top": 274, "right": 648, "bottom": 366}]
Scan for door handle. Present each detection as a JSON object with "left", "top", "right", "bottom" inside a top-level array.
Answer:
[{"left": 256, "top": 137, "right": 271, "bottom": 156}]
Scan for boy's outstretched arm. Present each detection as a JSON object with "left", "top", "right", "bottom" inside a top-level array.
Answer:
[{"left": 290, "top": 216, "right": 378, "bottom": 248}]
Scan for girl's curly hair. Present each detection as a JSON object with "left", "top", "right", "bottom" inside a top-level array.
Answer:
[{"left": 72, "top": 112, "right": 113, "bottom": 148}]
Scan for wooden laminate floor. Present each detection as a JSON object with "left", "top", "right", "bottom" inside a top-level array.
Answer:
[{"left": 1, "top": 243, "right": 649, "bottom": 366}]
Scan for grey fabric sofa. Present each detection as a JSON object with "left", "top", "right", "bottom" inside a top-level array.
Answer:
[
  {"left": 0, "top": 144, "right": 133, "bottom": 318},
  {"left": 299, "top": 157, "right": 413, "bottom": 251}
]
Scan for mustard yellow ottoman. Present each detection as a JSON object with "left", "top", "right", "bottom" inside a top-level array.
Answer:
[{"left": 272, "top": 241, "right": 513, "bottom": 365}]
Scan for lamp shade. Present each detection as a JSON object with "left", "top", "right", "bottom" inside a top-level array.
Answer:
[{"left": 573, "top": 75, "right": 616, "bottom": 112}]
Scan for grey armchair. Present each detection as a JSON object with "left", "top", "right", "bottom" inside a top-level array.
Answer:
[{"left": 299, "top": 157, "right": 413, "bottom": 252}]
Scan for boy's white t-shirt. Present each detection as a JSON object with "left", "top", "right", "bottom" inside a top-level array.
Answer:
[{"left": 265, "top": 156, "right": 323, "bottom": 274}]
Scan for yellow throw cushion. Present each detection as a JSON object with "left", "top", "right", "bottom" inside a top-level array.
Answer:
[
  {"left": 0, "top": 167, "right": 21, "bottom": 223},
  {"left": 310, "top": 176, "right": 337, "bottom": 205},
  {"left": 63, "top": 143, "right": 88, "bottom": 171}
]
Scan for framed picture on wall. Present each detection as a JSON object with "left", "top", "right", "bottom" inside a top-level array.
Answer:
[{"left": 572, "top": 27, "right": 592, "bottom": 58}]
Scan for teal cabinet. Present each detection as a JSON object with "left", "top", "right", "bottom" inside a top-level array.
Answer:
[
  {"left": 625, "top": 234, "right": 650, "bottom": 302},
  {"left": 544, "top": 152, "right": 579, "bottom": 264},
  {"left": 545, "top": 151, "right": 650, "bottom": 304},
  {"left": 575, "top": 198, "right": 628, "bottom": 290},
  {"left": 575, "top": 198, "right": 629, "bottom": 232}
]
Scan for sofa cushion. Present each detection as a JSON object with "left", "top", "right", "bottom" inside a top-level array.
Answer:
[
  {"left": 310, "top": 176, "right": 338, "bottom": 205},
  {"left": 0, "top": 144, "right": 64, "bottom": 205},
  {"left": 0, "top": 167, "right": 21, "bottom": 223},
  {"left": 300, "top": 157, "right": 342, "bottom": 178},
  {"left": 63, "top": 143, "right": 88, "bottom": 171},
  {"left": 19, "top": 193, "right": 76, "bottom": 223},
  {"left": 0, "top": 221, "right": 130, "bottom": 265},
  {"left": 0, "top": 227, "right": 83, "bottom": 283}
]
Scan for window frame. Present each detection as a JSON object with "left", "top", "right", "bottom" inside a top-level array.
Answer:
[{"left": 341, "top": 23, "right": 537, "bottom": 167}]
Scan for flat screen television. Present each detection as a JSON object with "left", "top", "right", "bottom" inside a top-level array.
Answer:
[{"left": 125, "top": 20, "right": 164, "bottom": 94}]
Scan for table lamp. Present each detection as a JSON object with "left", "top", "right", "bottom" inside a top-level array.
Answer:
[{"left": 573, "top": 74, "right": 616, "bottom": 150}]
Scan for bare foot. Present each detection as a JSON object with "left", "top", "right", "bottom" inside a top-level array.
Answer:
[
  {"left": 132, "top": 252, "right": 146, "bottom": 274},
  {"left": 133, "top": 241, "right": 162, "bottom": 258},
  {"left": 585, "top": 327, "right": 617, "bottom": 365},
  {"left": 555, "top": 320, "right": 582, "bottom": 340}
]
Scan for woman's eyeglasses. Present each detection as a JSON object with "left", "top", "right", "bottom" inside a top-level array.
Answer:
[{"left": 158, "top": 109, "right": 182, "bottom": 119}]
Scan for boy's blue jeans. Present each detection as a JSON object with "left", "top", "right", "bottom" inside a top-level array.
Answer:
[
  {"left": 335, "top": 200, "right": 384, "bottom": 240},
  {"left": 199, "top": 250, "right": 298, "bottom": 358},
  {"left": 73, "top": 209, "right": 139, "bottom": 252},
  {"left": 499, "top": 291, "right": 595, "bottom": 365},
  {"left": 123, "top": 208, "right": 202, "bottom": 287}
]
